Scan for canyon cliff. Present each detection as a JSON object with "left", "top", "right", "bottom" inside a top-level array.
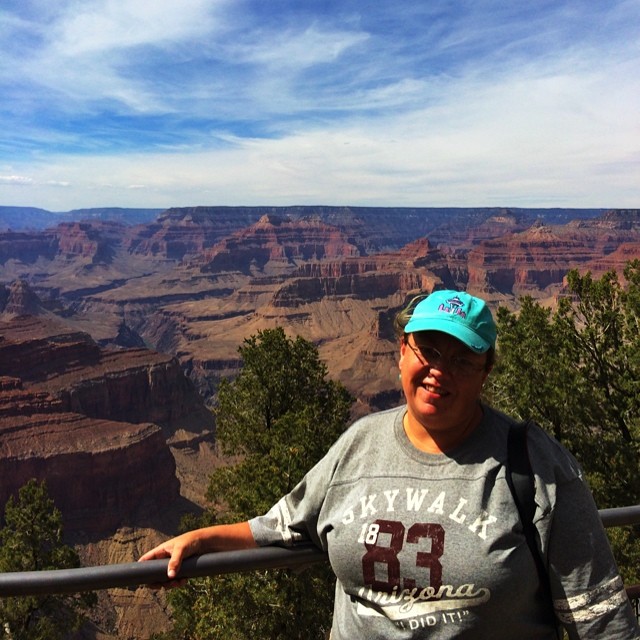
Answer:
[
  {"left": 0, "top": 205, "right": 637, "bottom": 639},
  {"left": 0, "top": 312, "right": 219, "bottom": 638},
  {"left": 0, "top": 314, "right": 216, "bottom": 535},
  {"left": 2, "top": 207, "right": 637, "bottom": 417}
]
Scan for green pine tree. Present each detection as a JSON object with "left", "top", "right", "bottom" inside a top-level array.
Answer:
[
  {"left": 0, "top": 479, "right": 97, "bottom": 640},
  {"left": 486, "top": 260, "right": 640, "bottom": 583},
  {"left": 161, "top": 327, "right": 353, "bottom": 640}
]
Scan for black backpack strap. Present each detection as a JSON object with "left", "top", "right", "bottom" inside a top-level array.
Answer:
[{"left": 507, "top": 421, "right": 555, "bottom": 615}]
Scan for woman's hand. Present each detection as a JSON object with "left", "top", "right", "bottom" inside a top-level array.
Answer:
[
  {"left": 138, "top": 522, "right": 257, "bottom": 587},
  {"left": 139, "top": 530, "right": 202, "bottom": 582}
]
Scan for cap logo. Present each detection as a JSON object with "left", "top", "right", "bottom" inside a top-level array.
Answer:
[{"left": 438, "top": 295, "right": 467, "bottom": 319}]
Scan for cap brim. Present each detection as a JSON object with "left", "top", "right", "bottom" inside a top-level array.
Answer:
[{"left": 404, "top": 314, "right": 491, "bottom": 353}]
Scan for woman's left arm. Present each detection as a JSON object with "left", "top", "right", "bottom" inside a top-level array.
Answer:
[{"left": 546, "top": 476, "right": 639, "bottom": 639}]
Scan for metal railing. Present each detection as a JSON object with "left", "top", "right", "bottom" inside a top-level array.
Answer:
[
  {"left": 0, "top": 543, "right": 326, "bottom": 597},
  {"left": 0, "top": 505, "right": 639, "bottom": 598}
]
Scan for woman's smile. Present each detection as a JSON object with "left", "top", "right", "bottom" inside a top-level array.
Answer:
[{"left": 418, "top": 379, "right": 449, "bottom": 400}]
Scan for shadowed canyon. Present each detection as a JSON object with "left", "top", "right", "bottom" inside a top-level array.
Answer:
[{"left": 0, "top": 205, "right": 638, "bottom": 638}]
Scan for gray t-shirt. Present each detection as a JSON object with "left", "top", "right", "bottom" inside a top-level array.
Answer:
[{"left": 249, "top": 405, "right": 639, "bottom": 639}]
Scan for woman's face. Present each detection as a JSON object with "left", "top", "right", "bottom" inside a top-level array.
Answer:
[{"left": 399, "top": 330, "right": 491, "bottom": 434}]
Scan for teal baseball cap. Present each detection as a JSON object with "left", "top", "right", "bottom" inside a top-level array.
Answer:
[{"left": 403, "top": 290, "right": 497, "bottom": 353}]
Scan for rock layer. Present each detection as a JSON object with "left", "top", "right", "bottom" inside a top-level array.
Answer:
[{"left": 0, "top": 315, "right": 214, "bottom": 537}]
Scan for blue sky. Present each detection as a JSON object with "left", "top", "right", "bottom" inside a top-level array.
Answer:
[{"left": 0, "top": 0, "right": 638, "bottom": 211}]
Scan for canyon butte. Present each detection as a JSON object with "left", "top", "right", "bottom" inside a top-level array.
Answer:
[{"left": 0, "top": 205, "right": 638, "bottom": 638}]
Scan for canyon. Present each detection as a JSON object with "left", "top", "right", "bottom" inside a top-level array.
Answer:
[
  {"left": 0, "top": 205, "right": 638, "bottom": 638},
  {"left": 0, "top": 311, "right": 217, "bottom": 638}
]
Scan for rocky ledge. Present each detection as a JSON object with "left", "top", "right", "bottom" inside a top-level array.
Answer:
[{"left": 0, "top": 315, "right": 215, "bottom": 538}]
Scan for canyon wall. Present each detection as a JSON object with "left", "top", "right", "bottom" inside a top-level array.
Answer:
[
  {"left": 0, "top": 206, "right": 637, "bottom": 639},
  {"left": 0, "top": 315, "right": 215, "bottom": 537}
]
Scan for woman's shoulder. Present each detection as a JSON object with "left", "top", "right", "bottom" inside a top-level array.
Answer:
[
  {"left": 526, "top": 421, "right": 584, "bottom": 483},
  {"left": 484, "top": 406, "right": 584, "bottom": 484}
]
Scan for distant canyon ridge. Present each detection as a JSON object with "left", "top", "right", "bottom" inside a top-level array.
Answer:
[
  {"left": 1, "top": 205, "right": 637, "bottom": 411},
  {"left": 0, "top": 204, "right": 638, "bottom": 639}
]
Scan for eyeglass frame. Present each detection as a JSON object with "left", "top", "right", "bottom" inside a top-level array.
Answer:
[{"left": 402, "top": 335, "right": 490, "bottom": 377}]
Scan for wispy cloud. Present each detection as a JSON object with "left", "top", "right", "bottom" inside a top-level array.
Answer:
[
  {"left": 0, "top": 175, "right": 33, "bottom": 185},
  {"left": 0, "top": 0, "right": 638, "bottom": 210},
  {"left": 52, "top": 0, "right": 222, "bottom": 55},
  {"left": 231, "top": 23, "right": 369, "bottom": 69}
]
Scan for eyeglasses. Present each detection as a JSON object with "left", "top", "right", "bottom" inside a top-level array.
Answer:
[{"left": 405, "top": 339, "right": 487, "bottom": 377}]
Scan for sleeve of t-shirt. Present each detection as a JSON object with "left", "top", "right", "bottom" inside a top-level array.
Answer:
[
  {"left": 248, "top": 433, "right": 343, "bottom": 552},
  {"left": 543, "top": 463, "right": 640, "bottom": 638}
]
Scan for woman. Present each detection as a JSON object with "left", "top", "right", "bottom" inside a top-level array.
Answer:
[{"left": 140, "top": 290, "right": 639, "bottom": 639}]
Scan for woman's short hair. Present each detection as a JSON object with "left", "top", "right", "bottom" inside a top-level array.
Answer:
[{"left": 393, "top": 293, "right": 429, "bottom": 338}]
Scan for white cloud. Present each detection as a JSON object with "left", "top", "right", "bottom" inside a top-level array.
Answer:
[
  {"left": 3, "top": 53, "right": 638, "bottom": 209},
  {"left": 1, "top": 0, "right": 233, "bottom": 113},
  {"left": 232, "top": 23, "right": 369, "bottom": 69},
  {"left": 0, "top": 175, "right": 33, "bottom": 185},
  {"left": 0, "top": 0, "right": 639, "bottom": 210},
  {"left": 52, "top": 0, "right": 226, "bottom": 55}
]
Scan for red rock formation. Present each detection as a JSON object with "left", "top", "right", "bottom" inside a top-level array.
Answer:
[
  {"left": 270, "top": 237, "right": 453, "bottom": 306},
  {"left": 0, "top": 279, "right": 46, "bottom": 316},
  {"left": 579, "top": 209, "right": 640, "bottom": 230},
  {"left": 55, "top": 220, "right": 122, "bottom": 263},
  {"left": 428, "top": 208, "right": 531, "bottom": 247},
  {"left": 0, "top": 409, "right": 175, "bottom": 534},
  {"left": 0, "top": 316, "right": 214, "bottom": 536},
  {"left": 125, "top": 205, "right": 460, "bottom": 261},
  {"left": 126, "top": 207, "right": 268, "bottom": 259},
  {"left": 0, "top": 207, "right": 636, "bottom": 427},
  {"left": 199, "top": 214, "right": 362, "bottom": 274},
  {"left": 0, "top": 221, "right": 125, "bottom": 267},
  {"left": 466, "top": 218, "right": 640, "bottom": 294},
  {"left": 572, "top": 242, "right": 640, "bottom": 280},
  {"left": 0, "top": 230, "right": 58, "bottom": 265}
]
